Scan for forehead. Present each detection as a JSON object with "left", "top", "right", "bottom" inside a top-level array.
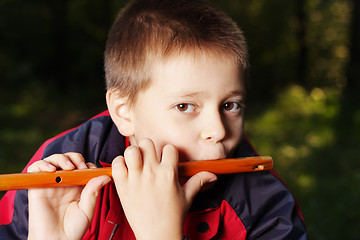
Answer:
[
  {"left": 143, "top": 52, "right": 245, "bottom": 98},
  {"left": 159, "top": 52, "right": 242, "bottom": 81}
]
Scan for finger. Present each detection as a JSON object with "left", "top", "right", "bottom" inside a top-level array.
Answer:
[
  {"left": 124, "top": 146, "right": 143, "bottom": 174},
  {"left": 112, "top": 155, "right": 128, "bottom": 182},
  {"left": 86, "top": 162, "right": 97, "bottom": 169},
  {"left": 63, "top": 152, "right": 88, "bottom": 169},
  {"left": 160, "top": 144, "right": 179, "bottom": 171},
  {"left": 182, "top": 171, "right": 217, "bottom": 204},
  {"left": 78, "top": 175, "right": 112, "bottom": 222},
  {"left": 27, "top": 160, "right": 57, "bottom": 173},
  {"left": 43, "top": 154, "right": 77, "bottom": 170},
  {"left": 138, "top": 138, "right": 159, "bottom": 167}
]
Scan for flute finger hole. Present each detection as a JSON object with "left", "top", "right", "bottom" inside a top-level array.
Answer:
[
  {"left": 55, "top": 176, "right": 62, "bottom": 183},
  {"left": 253, "top": 165, "right": 264, "bottom": 171}
]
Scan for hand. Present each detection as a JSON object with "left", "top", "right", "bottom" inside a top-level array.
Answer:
[
  {"left": 112, "top": 139, "right": 217, "bottom": 240},
  {"left": 27, "top": 152, "right": 111, "bottom": 240}
]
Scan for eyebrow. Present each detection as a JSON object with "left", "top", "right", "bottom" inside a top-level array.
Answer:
[
  {"left": 177, "top": 91, "right": 206, "bottom": 98},
  {"left": 169, "top": 90, "right": 246, "bottom": 99},
  {"left": 227, "top": 90, "right": 246, "bottom": 97}
]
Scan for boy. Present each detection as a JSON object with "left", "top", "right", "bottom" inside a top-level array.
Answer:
[{"left": 0, "top": 0, "right": 307, "bottom": 239}]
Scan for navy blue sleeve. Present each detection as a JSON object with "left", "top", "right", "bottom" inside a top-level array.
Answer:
[
  {"left": 0, "top": 190, "right": 29, "bottom": 240},
  {"left": 236, "top": 171, "right": 307, "bottom": 239}
]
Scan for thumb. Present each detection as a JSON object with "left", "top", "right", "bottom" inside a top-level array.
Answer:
[
  {"left": 182, "top": 171, "right": 217, "bottom": 204},
  {"left": 78, "top": 175, "right": 111, "bottom": 221}
]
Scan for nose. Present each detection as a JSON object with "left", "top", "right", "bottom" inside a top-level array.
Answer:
[{"left": 200, "top": 110, "right": 226, "bottom": 143}]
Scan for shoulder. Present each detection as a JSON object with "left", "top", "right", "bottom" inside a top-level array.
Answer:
[
  {"left": 25, "top": 110, "right": 125, "bottom": 168},
  {"left": 224, "top": 171, "right": 307, "bottom": 239},
  {"left": 224, "top": 171, "right": 296, "bottom": 214},
  {"left": 188, "top": 171, "right": 307, "bottom": 239},
  {"left": 43, "top": 111, "right": 113, "bottom": 154}
]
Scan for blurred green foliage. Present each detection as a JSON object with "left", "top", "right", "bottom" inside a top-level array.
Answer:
[
  {"left": 0, "top": 0, "right": 359, "bottom": 239},
  {"left": 245, "top": 85, "right": 360, "bottom": 239}
]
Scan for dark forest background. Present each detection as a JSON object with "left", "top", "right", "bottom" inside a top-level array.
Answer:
[{"left": 1, "top": 0, "right": 359, "bottom": 239}]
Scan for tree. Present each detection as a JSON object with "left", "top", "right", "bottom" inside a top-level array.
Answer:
[{"left": 347, "top": 0, "right": 360, "bottom": 94}]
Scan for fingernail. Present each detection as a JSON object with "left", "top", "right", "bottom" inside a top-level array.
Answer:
[
  {"left": 209, "top": 177, "right": 217, "bottom": 183},
  {"left": 66, "top": 161, "right": 74, "bottom": 167},
  {"left": 47, "top": 163, "right": 56, "bottom": 170},
  {"left": 80, "top": 162, "right": 87, "bottom": 169}
]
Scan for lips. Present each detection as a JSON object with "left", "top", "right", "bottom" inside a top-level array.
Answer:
[
  {"left": 178, "top": 151, "right": 226, "bottom": 162},
  {"left": 176, "top": 142, "right": 230, "bottom": 162},
  {"left": 200, "top": 144, "right": 228, "bottom": 160},
  {"left": 194, "top": 153, "right": 227, "bottom": 161},
  {"left": 184, "top": 148, "right": 228, "bottom": 162}
]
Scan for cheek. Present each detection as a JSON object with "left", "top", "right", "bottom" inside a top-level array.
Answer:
[
  {"left": 158, "top": 125, "right": 196, "bottom": 157},
  {"left": 139, "top": 119, "right": 185, "bottom": 146},
  {"left": 151, "top": 131, "right": 192, "bottom": 160},
  {"left": 163, "top": 127, "right": 193, "bottom": 146},
  {"left": 227, "top": 117, "right": 244, "bottom": 140}
]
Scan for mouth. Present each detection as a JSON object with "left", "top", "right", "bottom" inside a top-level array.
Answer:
[
  {"left": 178, "top": 149, "right": 228, "bottom": 162},
  {"left": 196, "top": 154, "right": 227, "bottom": 161},
  {"left": 175, "top": 142, "right": 230, "bottom": 162}
]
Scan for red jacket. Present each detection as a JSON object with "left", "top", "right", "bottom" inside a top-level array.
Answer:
[{"left": 0, "top": 111, "right": 307, "bottom": 239}]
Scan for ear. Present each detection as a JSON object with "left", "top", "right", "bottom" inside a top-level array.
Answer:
[{"left": 106, "top": 90, "right": 135, "bottom": 136}]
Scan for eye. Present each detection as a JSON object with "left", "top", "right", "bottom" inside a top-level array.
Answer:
[
  {"left": 223, "top": 102, "right": 245, "bottom": 112},
  {"left": 175, "top": 103, "right": 197, "bottom": 113}
]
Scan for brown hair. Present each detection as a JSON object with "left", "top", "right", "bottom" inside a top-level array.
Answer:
[{"left": 104, "top": 0, "right": 248, "bottom": 105}]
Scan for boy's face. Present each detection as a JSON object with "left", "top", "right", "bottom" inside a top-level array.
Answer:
[{"left": 128, "top": 53, "right": 245, "bottom": 161}]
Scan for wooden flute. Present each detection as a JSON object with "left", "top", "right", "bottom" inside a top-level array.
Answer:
[{"left": 0, "top": 156, "right": 272, "bottom": 191}]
